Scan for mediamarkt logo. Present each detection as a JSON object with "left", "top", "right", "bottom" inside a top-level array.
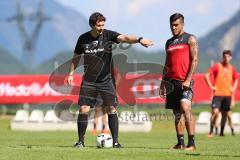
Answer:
[{"left": 0, "top": 82, "right": 61, "bottom": 96}]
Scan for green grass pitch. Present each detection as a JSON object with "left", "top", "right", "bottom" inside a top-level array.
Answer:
[{"left": 0, "top": 113, "right": 240, "bottom": 160}]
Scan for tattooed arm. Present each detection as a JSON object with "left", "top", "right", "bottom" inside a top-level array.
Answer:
[{"left": 182, "top": 35, "right": 199, "bottom": 89}]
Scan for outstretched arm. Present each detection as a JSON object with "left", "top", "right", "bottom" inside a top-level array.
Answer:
[
  {"left": 182, "top": 35, "right": 199, "bottom": 89},
  {"left": 117, "top": 35, "right": 153, "bottom": 47}
]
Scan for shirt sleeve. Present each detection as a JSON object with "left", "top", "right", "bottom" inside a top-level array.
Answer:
[
  {"left": 209, "top": 64, "right": 218, "bottom": 77},
  {"left": 108, "top": 30, "right": 121, "bottom": 44},
  {"left": 74, "top": 36, "right": 83, "bottom": 55}
]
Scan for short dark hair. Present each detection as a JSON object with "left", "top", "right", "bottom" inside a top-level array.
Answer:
[
  {"left": 170, "top": 13, "right": 184, "bottom": 23},
  {"left": 89, "top": 12, "right": 106, "bottom": 27},
  {"left": 223, "top": 50, "right": 232, "bottom": 56}
]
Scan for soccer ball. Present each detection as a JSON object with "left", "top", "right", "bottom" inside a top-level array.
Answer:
[{"left": 96, "top": 133, "right": 113, "bottom": 148}]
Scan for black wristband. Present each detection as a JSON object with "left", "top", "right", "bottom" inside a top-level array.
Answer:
[{"left": 138, "top": 37, "right": 143, "bottom": 43}]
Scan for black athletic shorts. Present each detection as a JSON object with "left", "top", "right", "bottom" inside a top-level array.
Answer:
[
  {"left": 78, "top": 80, "right": 118, "bottom": 108},
  {"left": 165, "top": 79, "right": 194, "bottom": 110},
  {"left": 211, "top": 96, "right": 231, "bottom": 111}
]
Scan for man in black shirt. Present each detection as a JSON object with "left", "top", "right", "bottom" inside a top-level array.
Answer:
[{"left": 66, "top": 12, "right": 153, "bottom": 148}]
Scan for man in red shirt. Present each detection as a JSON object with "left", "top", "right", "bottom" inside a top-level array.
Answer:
[
  {"left": 159, "top": 13, "right": 199, "bottom": 151},
  {"left": 205, "top": 50, "right": 238, "bottom": 136}
]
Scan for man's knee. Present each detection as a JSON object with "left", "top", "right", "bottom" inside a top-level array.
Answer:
[
  {"left": 212, "top": 108, "right": 220, "bottom": 115},
  {"left": 79, "top": 105, "right": 90, "bottom": 113},
  {"left": 180, "top": 102, "right": 193, "bottom": 121},
  {"left": 226, "top": 111, "right": 232, "bottom": 117},
  {"left": 180, "top": 100, "right": 191, "bottom": 114},
  {"left": 106, "top": 106, "right": 117, "bottom": 114}
]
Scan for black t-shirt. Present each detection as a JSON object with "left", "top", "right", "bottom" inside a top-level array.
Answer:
[{"left": 74, "top": 29, "right": 120, "bottom": 83}]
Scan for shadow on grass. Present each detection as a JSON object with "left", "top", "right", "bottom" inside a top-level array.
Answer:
[
  {"left": 18, "top": 144, "right": 200, "bottom": 151},
  {"left": 19, "top": 144, "right": 73, "bottom": 148},
  {"left": 123, "top": 146, "right": 170, "bottom": 150},
  {"left": 60, "top": 145, "right": 170, "bottom": 150},
  {"left": 21, "top": 143, "right": 240, "bottom": 159},
  {"left": 184, "top": 153, "right": 240, "bottom": 158}
]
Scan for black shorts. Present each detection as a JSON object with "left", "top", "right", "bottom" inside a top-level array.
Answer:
[
  {"left": 165, "top": 79, "right": 194, "bottom": 110},
  {"left": 78, "top": 80, "right": 118, "bottom": 108},
  {"left": 211, "top": 96, "right": 231, "bottom": 111}
]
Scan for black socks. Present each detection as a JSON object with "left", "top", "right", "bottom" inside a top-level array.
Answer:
[
  {"left": 78, "top": 113, "right": 119, "bottom": 143},
  {"left": 177, "top": 135, "right": 184, "bottom": 146},
  {"left": 187, "top": 135, "right": 195, "bottom": 146},
  {"left": 77, "top": 113, "right": 88, "bottom": 142},
  {"left": 108, "top": 113, "right": 119, "bottom": 144},
  {"left": 210, "top": 124, "right": 214, "bottom": 134}
]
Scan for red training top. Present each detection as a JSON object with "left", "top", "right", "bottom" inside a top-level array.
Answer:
[{"left": 164, "top": 32, "right": 192, "bottom": 81}]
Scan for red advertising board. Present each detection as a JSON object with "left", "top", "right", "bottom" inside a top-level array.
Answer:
[{"left": 0, "top": 74, "right": 239, "bottom": 104}]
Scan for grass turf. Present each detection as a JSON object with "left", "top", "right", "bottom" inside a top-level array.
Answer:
[{"left": 0, "top": 113, "right": 240, "bottom": 160}]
